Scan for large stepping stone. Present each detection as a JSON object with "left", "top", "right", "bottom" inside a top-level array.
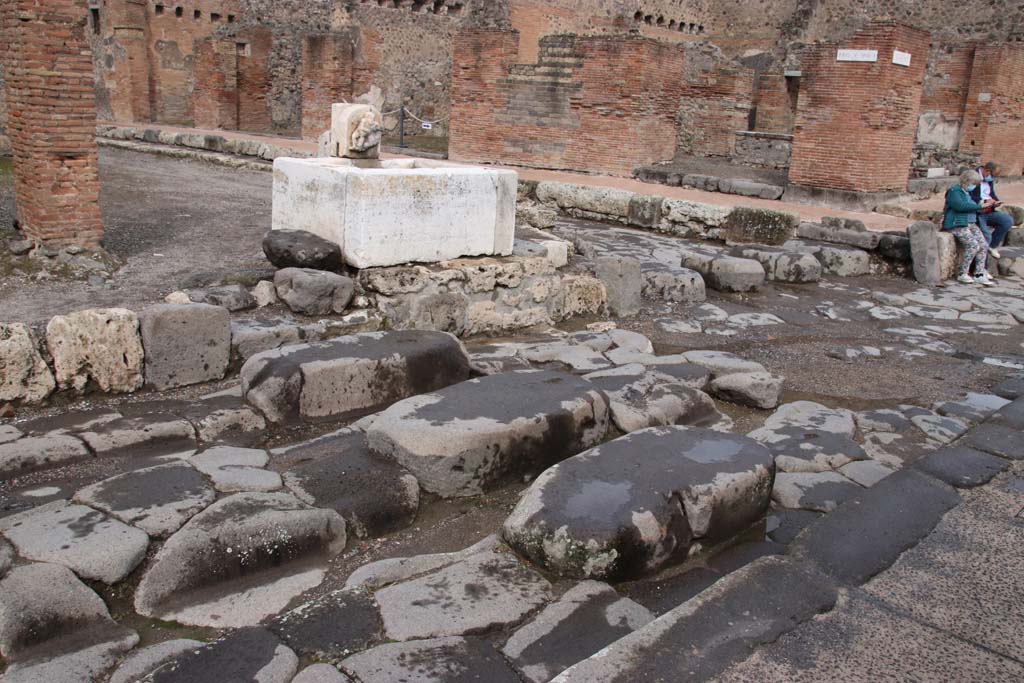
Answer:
[
  {"left": 73, "top": 461, "right": 215, "bottom": 537},
  {"left": 367, "top": 370, "right": 609, "bottom": 497},
  {"left": 340, "top": 636, "right": 521, "bottom": 683},
  {"left": 191, "top": 446, "right": 282, "bottom": 492},
  {"left": 108, "top": 639, "right": 204, "bottom": 683},
  {"left": 501, "top": 581, "right": 655, "bottom": 683},
  {"left": 749, "top": 401, "right": 867, "bottom": 472},
  {"left": 134, "top": 491, "right": 346, "bottom": 627},
  {"left": 345, "top": 535, "right": 501, "bottom": 590},
  {"left": 280, "top": 429, "right": 419, "bottom": 538},
  {"left": 0, "top": 433, "right": 91, "bottom": 479},
  {"left": 142, "top": 628, "right": 298, "bottom": 683},
  {"left": 772, "top": 471, "right": 863, "bottom": 512},
  {"left": 374, "top": 547, "right": 552, "bottom": 641},
  {"left": 503, "top": 426, "right": 775, "bottom": 580},
  {"left": 78, "top": 413, "right": 197, "bottom": 457},
  {"left": 240, "top": 331, "right": 471, "bottom": 423},
  {"left": 0, "top": 500, "right": 149, "bottom": 583},
  {"left": 681, "top": 350, "right": 767, "bottom": 377},
  {"left": 266, "top": 588, "right": 381, "bottom": 659},
  {"left": 585, "top": 367, "right": 728, "bottom": 433}
]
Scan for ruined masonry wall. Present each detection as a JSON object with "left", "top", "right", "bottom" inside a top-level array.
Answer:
[
  {"left": 0, "top": 65, "right": 9, "bottom": 155},
  {"left": 959, "top": 46, "right": 1024, "bottom": 176},
  {"left": 2, "top": 0, "right": 104, "bottom": 246}
]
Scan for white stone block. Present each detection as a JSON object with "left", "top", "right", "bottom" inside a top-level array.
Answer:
[{"left": 272, "top": 157, "right": 517, "bottom": 269}]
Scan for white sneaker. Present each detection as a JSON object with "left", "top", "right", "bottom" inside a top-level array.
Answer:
[
  {"left": 956, "top": 274, "right": 976, "bottom": 284},
  {"left": 989, "top": 248, "right": 1002, "bottom": 259},
  {"left": 974, "top": 273, "right": 996, "bottom": 287}
]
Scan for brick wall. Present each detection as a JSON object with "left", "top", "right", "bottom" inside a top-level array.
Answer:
[
  {"left": 958, "top": 46, "right": 1024, "bottom": 176},
  {"left": 299, "top": 32, "right": 355, "bottom": 140},
  {"left": 449, "top": 30, "right": 684, "bottom": 176},
  {"left": 676, "top": 44, "right": 754, "bottom": 158},
  {"left": 192, "top": 38, "right": 238, "bottom": 129},
  {"left": 788, "top": 22, "right": 930, "bottom": 194},
  {"left": 2, "top": 0, "right": 103, "bottom": 246},
  {"left": 752, "top": 73, "right": 797, "bottom": 134},
  {"left": 235, "top": 27, "right": 274, "bottom": 131},
  {"left": 0, "top": 62, "right": 9, "bottom": 155}
]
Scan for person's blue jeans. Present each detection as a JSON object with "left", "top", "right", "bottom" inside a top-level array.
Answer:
[{"left": 977, "top": 210, "right": 1013, "bottom": 248}]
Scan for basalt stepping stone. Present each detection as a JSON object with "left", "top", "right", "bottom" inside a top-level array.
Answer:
[
  {"left": 0, "top": 433, "right": 92, "bottom": 479},
  {"left": 772, "top": 471, "right": 862, "bottom": 512},
  {"left": 73, "top": 461, "right": 215, "bottom": 537},
  {"left": 749, "top": 401, "right": 866, "bottom": 472},
  {"left": 143, "top": 628, "right": 298, "bottom": 683},
  {"left": 340, "top": 636, "right": 521, "bottom": 683},
  {"left": 280, "top": 429, "right": 419, "bottom": 538},
  {"left": 240, "top": 331, "right": 471, "bottom": 424},
  {"left": 374, "top": 548, "right": 552, "bottom": 641},
  {"left": 367, "top": 370, "right": 609, "bottom": 497},
  {"left": 108, "top": 639, "right": 204, "bottom": 683},
  {"left": 503, "top": 426, "right": 775, "bottom": 580},
  {"left": 78, "top": 414, "right": 196, "bottom": 457},
  {"left": 266, "top": 588, "right": 381, "bottom": 659},
  {"left": 501, "top": 581, "right": 655, "bottom": 683},
  {"left": 0, "top": 500, "right": 149, "bottom": 583},
  {"left": 587, "top": 369, "right": 728, "bottom": 433},
  {"left": 134, "top": 491, "right": 346, "bottom": 627},
  {"left": 191, "top": 446, "right": 282, "bottom": 492}
]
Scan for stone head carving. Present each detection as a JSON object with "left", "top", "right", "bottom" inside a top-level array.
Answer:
[
  {"left": 350, "top": 111, "right": 383, "bottom": 153},
  {"left": 330, "top": 103, "right": 384, "bottom": 159}
]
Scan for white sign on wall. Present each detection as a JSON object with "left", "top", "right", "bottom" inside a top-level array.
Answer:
[
  {"left": 837, "top": 49, "right": 878, "bottom": 62},
  {"left": 421, "top": 122, "right": 433, "bottom": 130},
  {"left": 892, "top": 50, "right": 912, "bottom": 67}
]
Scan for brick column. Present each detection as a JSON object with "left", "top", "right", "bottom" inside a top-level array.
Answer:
[
  {"left": 2, "top": 0, "right": 103, "bottom": 247},
  {"left": 959, "top": 46, "right": 1024, "bottom": 176},
  {"left": 192, "top": 38, "right": 239, "bottom": 131},
  {"left": 788, "top": 22, "right": 930, "bottom": 195},
  {"left": 300, "top": 33, "right": 355, "bottom": 141}
]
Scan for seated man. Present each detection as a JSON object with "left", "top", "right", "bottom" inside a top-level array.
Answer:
[{"left": 971, "top": 161, "right": 1013, "bottom": 258}]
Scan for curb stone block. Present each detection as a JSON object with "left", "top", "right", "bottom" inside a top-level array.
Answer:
[{"left": 139, "top": 303, "right": 231, "bottom": 390}]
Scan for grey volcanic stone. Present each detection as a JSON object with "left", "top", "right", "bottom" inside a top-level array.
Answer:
[
  {"left": 266, "top": 588, "right": 381, "bottom": 659},
  {"left": 592, "top": 370, "right": 727, "bottom": 433},
  {"left": 957, "top": 423, "right": 1024, "bottom": 460},
  {"left": 367, "top": 370, "right": 609, "bottom": 497},
  {"left": 263, "top": 229, "right": 343, "bottom": 271},
  {"left": 73, "top": 461, "right": 215, "bottom": 537},
  {"left": 681, "top": 251, "right": 765, "bottom": 292},
  {"left": 504, "top": 427, "right": 775, "bottom": 580},
  {"left": 710, "top": 371, "right": 784, "bottom": 410},
  {"left": 789, "top": 469, "right": 960, "bottom": 585},
  {"left": 553, "top": 557, "right": 837, "bottom": 682},
  {"left": 183, "top": 394, "right": 267, "bottom": 444},
  {"left": 108, "top": 639, "right": 204, "bottom": 683},
  {"left": 797, "top": 222, "right": 880, "bottom": 249},
  {"left": 594, "top": 256, "right": 641, "bottom": 317},
  {"left": 375, "top": 548, "right": 552, "bottom": 641},
  {"left": 240, "top": 331, "right": 471, "bottom": 424},
  {"left": 78, "top": 414, "right": 196, "bottom": 457},
  {"left": 838, "top": 459, "right": 896, "bottom": 487},
  {"left": 772, "top": 472, "right": 862, "bottom": 512},
  {"left": 185, "top": 284, "right": 256, "bottom": 311},
  {"left": 730, "top": 246, "right": 821, "bottom": 283},
  {"left": 140, "top": 304, "right": 231, "bottom": 390},
  {"left": 722, "top": 207, "right": 798, "bottom": 245},
  {"left": 275, "top": 268, "right": 355, "bottom": 316},
  {"left": 913, "top": 445, "right": 1010, "bottom": 488},
  {"left": 0, "top": 538, "right": 12, "bottom": 577},
  {"left": 293, "top": 664, "right": 352, "bottom": 683},
  {"left": 280, "top": 429, "right": 419, "bottom": 538},
  {"left": 191, "top": 446, "right": 282, "bottom": 492},
  {"left": 0, "top": 433, "right": 91, "bottom": 478},
  {"left": 908, "top": 220, "right": 942, "bottom": 285},
  {"left": 341, "top": 636, "right": 521, "bottom": 683},
  {"left": 991, "top": 396, "right": 1024, "bottom": 429},
  {"left": 640, "top": 262, "right": 706, "bottom": 303},
  {"left": 145, "top": 628, "right": 298, "bottom": 683},
  {"left": 502, "top": 581, "right": 655, "bottom": 683},
  {"left": 134, "top": 492, "right": 346, "bottom": 627},
  {"left": 749, "top": 401, "right": 867, "bottom": 473},
  {"left": 681, "top": 350, "right": 766, "bottom": 377},
  {"left": 345, "top": 535, "right": 501, "bottom": 591},
  {"left": 0, "top": 500, "right": 149, "bottom": 583},
  {"left": 0, "top": 563, "right": 137, "bottom": 665},
  {"left": 992, "top": 375, "right": 1024, "bottom": 400}
]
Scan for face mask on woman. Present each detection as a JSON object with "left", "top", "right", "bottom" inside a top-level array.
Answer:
[
  {"left": 985, "top": 175, "right": 994, "bottom": 182},
  {"left": 966, "top": 184, "right": 978, "bottom": 191}
]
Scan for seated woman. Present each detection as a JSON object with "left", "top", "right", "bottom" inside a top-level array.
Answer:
[{"left": 942, "top": 169, "right": 996, "bottom": 286}]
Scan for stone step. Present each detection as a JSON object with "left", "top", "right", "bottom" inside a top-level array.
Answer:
[
  {"left": 503, "top": 426, "right": 775, "bottom": 580},
  {"left": 366, "top": 370, "right": 609, "bottom": 497},
  {"left": 240, "top": 331, "right": 472, "bottom": 424}
]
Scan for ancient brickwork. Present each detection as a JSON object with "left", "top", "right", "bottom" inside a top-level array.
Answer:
[
  {"left": 958, "top": 46, "right": 1024, "bottom": 176},
  {"left": 752, "top": 74, "right": 797, "bottom": 135},
  {"left": 236, "top": 27, "right": 274, "bottom": 132},
  {"left": 300, "top": 32, "right": 356, "bottom": 140},
  {"left": 2, "top": 0, "right": 103, "bottom": 246},
  {"left": 0, "top": 63, "right": 9, "bottom": 155},
  {"left": 192, "top": 39, "right": 238, "bottom": 130},
  {"left": 450, "top": 30, "right": 684, "bottom": 176},
  {"left": 788, "top": 23, "right": 930, "bottom": 194},
  {"left": 675, "top": 44, "right": 754, "bottom": 159}
]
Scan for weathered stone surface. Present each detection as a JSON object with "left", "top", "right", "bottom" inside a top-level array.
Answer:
[
  {"left": 813, "top": 244, "right": 871, "bottom": 276},
  {"left": 139, "top": 303, "right": 231, "bottom": 390},
  {"left": 367, "top": 370, "right": 609, "bottom": 497},
  {"left": 274, "top": 268, "right": 355, "bottom": 315},
  {"left": 280, "top": 429, "right": 419, "bottom": 538},
  {"left": 789, "top": 469, "right": 960, "bottom": 585},
  {"left": 341, "top": 636, "right": 521, "bottom": 683},
  {"left": 710, "top": 371, "right": 784, "bottom": 410},
  {"left": 504, "top": 427, "right": 775, "bottom": 580},
  {"left": 502, "top": 581, "right": 655, "bottom": 683},
  {"left": 0, "top": 500, "right": 149, "bottom": 583},
  {"left": 641, "top": 262, "right": 706, "bottom": 303},
  {"left": 908, "top": 221, "right": 943, "bottom": 285},
  {"left": 681, "top": 350, "right": 767, "bottom": 377},
  {"left": 263, "top": 229, "right": 343, "bottom": 270},
  {"left": 594, "top": 256, "right": 641, "bottom": 317},
  {"left": 267, "top": 588, "right": 381, "bottom": 659},
  {"left": 749, "top": 401, "right": 866, "bottom": 473},
  {"left": 0, "top": 433, "right": 91, "bottom": 479},
  {"left": 913, "top": 445, "right": 1010, "bottom": 488},
  {"left": 252, "top": 280, "right": 279, "bottom": 307},
  {"left": 184, "top": 284, "right": 257, "bottom": 311},
  {"left": 797, "top": 222, "right": 880, "bottom": 249},
  {"left": 46, "top": 308, "right": 144, "bottom": 393},
  {"left": 135, "top": 492, "right": 346, "bottom": 627},
  {"left": 958, "top": 423, "right": 1024, "bottom": 460},
  {"left": 0, "top": 538, "right": 12, "bottom": 577},
  {"left": 184, "top": 395, "right": 267, "bottom": 444},
  {"left": 345, "top": 535, "right": 501, "bottom": 591},
  {"left": 144, "top": 628, "right": 298, "bottom": 683},
  {"left": 375, "top": 548, "right": 552, "bottom": 641},
  {"left": 3, "top": 632, "right": 140, "bottom": 683},
  {"left": 0, "top": 424, "right": 21, "bottom": 444},
  {"left": 682, "top": 251, "right": 765, "bottom": 292},
  {"left": 722, "top": 207, "right": 798, "bottom": 245},
  {"left": 731, "top": 246, "right": 821, "bottom": 283},
  {"left": 74, "top": 461, "right": 215, "bottom": 537},
  {"left": 518, "top": 341, "right": 613, "bottom": 372},
  {"left": 585, "top": 368, "right": 726, "bottom": 433},
  {"left": 0, "top": 323, "right": 55, "bottom": 403},
  {"left": 908, "top": 409, "right": 969, "bottom": 444},
  {"left": 772, "top": 472, "right": 862, "bottom": 512},
  {"left": 552, "top": 557, "right": 838, "bottom": 682},
  {"left": 241, "top": 331, "right": 471, "bottom": 424},
  {"left": 78, "top": 414, "right": 196, "bottom": 457},
  {"left": 191, "top": 446, "right": 282, "bottom": 492},
  {"left": 108, "top": 639, "right": 204, "bottom": 683},
  {"left": 838, "top": 459, "right": 896, "bottom": 487}
]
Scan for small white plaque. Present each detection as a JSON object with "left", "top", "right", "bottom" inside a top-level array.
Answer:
[
  {"left": 837, "top": 49, "right": 878, "bottom": 63},
  {"left": 421, "top": 122, "right": 433, "bottom": 130},
  {"left": 892, "top": 50, "right": 912, "bottom": 67},
  {"left": 978, "top": 92, "right": 992, "bottom": 103}
]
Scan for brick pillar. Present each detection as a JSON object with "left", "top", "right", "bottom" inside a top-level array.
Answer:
[
  {"left": 301, "top": 33, "right": 354, "bottom": 141},
  {"left": 2, "top": 0, "right": 103, "bottom": 247},
  {"left": 788, "top": 22, "right": 930, "bottom": 195},
  {"left": 192, "top": 38, "right": 239, "bottom": 131},
  {"left": 959, "top": 46, "right": 1024, "bottom": 176}
]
